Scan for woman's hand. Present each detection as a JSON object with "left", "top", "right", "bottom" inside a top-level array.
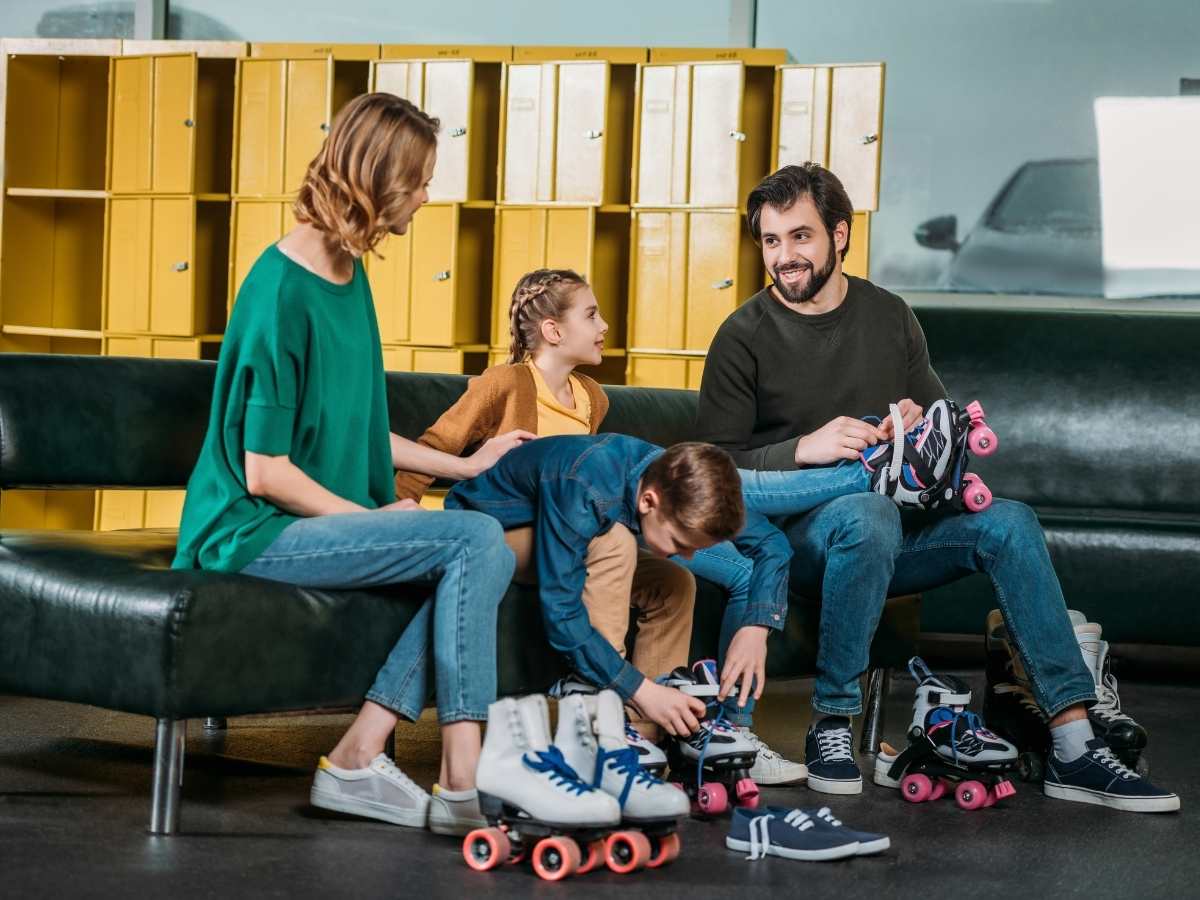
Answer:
[
  {"left": 630, "top": 679, "right": 707, "bottom": 737},
  {"left": 464, "top": 430, "right": 537, "bottom": 478},
  {"left": 719, "top": 625, "right": 769, "bottom": 708}
]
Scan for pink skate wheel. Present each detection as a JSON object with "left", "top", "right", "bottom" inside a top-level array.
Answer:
[
  {"left": 533, "top": 836, "right": 581, "bottom": 881},
  {"left": 696, "top": 782, "right": 729, "bottom": 815},
  {"left": 463, "top": 827, "right": 510, "bottom": 871},
  {"left": 901, "top": 773, "right": 933, "bottom": 803},
  {"left": 993, "top": 779, "right": 1017, "bottom": 801},
  {"left": 605, "top": 831, "right": 651, "bottom": 874},
  {"left": 647, "top": 832, "right": 681, "bottom": 868},
  {"left": 962, "top": 474, "right": 993, "bottom": 513},
  {"left": 968, "top": 425, "right": 998, "bottom": 456},
  {"left": 734, "top": 777, "right": 760, "bottom": 808},
  {"left": 955, "top": 780, "right": 989, "bottom": 811},
  {"left": 576, "top": 840, "right": 605, "bottom": 875},
  {"left": 929, "top": 778, "right": 950, "bottom": 801}
]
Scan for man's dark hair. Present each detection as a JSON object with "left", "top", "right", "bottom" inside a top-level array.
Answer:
[{"left": 746, "top": 163, "right": 854, "bottom": 261}]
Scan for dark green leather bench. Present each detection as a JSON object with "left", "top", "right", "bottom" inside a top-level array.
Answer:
[{"left": 0, "top": 353, "right": 916, "bottom": 834}]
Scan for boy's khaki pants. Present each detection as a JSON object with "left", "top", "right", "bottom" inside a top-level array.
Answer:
[{"left": 504, "top": 524, "right": 696, "bottom": 738}]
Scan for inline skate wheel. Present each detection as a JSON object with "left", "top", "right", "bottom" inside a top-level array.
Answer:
[
  {"left": 963, "top": 474, "right": 993, "bottom": 513},
  {"left": 1135, "top": 755, "right": 1151, "bottom": 778},
  {"left": 647, "top": 832, "right": 682, "bottom": 868},
  {"left": 605, "top": 830, "right": 652, "bottom": 874},
  {"left": 697, "top": 782, "right": 729, "bottom": 815},
  {"left": 968, "top": 425, "right": 999, "bottom": 456},
  {"left": 576, "top": 840, "right": 605, "bottom": 875},
  {"left": 463, "top": 827, "right": 511, "bottom": 871},
  {"left": 930, "top": 778, "right": 950, "bottom": 801},
  {"left": 901, "top": 773, "right": 933, "bottom": 803},
  {"left": 1017, "top": 751, "right": 1044, "bottom": 783},
  {"left": 532, "top": 836, "right": 581, "bottom": 881},
  {"left": 955, "top": 780, "right": 989, "bottom": 811},
  {"left": 735, "top": 777, "right": 760, "bottom": 809}
]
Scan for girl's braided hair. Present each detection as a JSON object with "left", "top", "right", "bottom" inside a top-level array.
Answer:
[{"left": 506, "top": 268, "right": 589, "bottom": 364}]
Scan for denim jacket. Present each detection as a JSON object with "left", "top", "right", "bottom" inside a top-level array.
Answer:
[{"left": 445, "top": 434, "right": 792, "bottom": 700}]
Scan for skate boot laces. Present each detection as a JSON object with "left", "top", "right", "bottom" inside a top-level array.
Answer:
[
  {"left": 1093, "top": 671, "right": 1133, "bottom": 725},
  {"left": 523, "top": 746, "right": 595, "bottom": 795},
  {"left": 745, "top": 809, "right": 815, "bottom": 861},
  {"left": 596, "top": 745, "right": 662, "bottom": 808}
]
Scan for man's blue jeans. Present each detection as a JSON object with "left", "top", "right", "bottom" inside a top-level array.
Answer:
[
  {"left": 678, "top": 462, "right": 871, "bottom": 725},
  {"left": 241, "top": 509, "right": 515, "bottom": 725},
  {"left": 781, "top": 493, "right": 1096, "bottom": 717}
]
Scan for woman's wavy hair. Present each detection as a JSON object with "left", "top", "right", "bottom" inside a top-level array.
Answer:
[
  {"left": 293, "top": 93, "right": 439, "bottom": 257},
  {"left": 506, "top": 268, "right": 590, "bottom": 364}
]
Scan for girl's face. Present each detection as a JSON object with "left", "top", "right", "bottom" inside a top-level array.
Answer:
[
  {"left": 539, "top": 287, "right": 608, "bottom": 366},
  {"left": 388, "top": 153, "right": 436, "bottom": 236}
]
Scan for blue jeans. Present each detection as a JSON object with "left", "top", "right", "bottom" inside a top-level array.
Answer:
[
  {"left": 677, "top": 463, "right": 871, "bottom": 725},
  {"left": 240, "top": 509, "right": 515, "bottom": 724},
  {"left": 782, "top": 494, "right": 1097, "bottom": 717}
]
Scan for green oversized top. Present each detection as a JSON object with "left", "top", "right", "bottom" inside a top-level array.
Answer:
[{"left": 172, "top": 245, "right": 395, "bottom": 573}]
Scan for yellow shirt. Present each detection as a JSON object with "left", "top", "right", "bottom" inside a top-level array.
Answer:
[{"left": 526, "top": 361, "right": 592, "bottom": 436}]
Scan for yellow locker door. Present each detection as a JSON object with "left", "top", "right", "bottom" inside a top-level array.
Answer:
[
  {"left": 544, "top": 208, "right": 592, "bottom": 274},
  {"left": 365, "top": 229, "right": 413, "bottom": 343},
  {"left": 829, "top": 64, "right": 883, "bottom": 212},
  {"left": 409, "top": 204, "right": 459, "bottom": 346},
  {"left": 630, "top": 212, "right": 686, "bottom": 350},
  {"left": 381, "top": 346, "right": 415, "bottom": 371},
  {"left": 502, "top": 64, "right": 549, "bottom": 203},
  {"left": 106, "top": 198, "right": 153, "bottom": 332},
  {"left": 685, "top": 212, "right": 740, "bottom": 350},
  {"left": 152, "top": 54, "right": 198, "bottom": 193},
  {"left": 284, "top": 58, "right": 333, "bottom": 195},
  {"left": 231, "top": 202, "right": 286, "bottom": 302},
  {"left": 844, "top": 211, "right": 870, "bottom": 279},
  {"left": 423, "top": 61, "right": 473, "bottom": 202},
  {"left": 492, "top": 207, "right": 547, "bottom": 345},
  {"left": 412, "top": 348, "right": 464, "bottom": 374},
  {"left": 686, "top": 358, "right": 706, "bottom": 391},
  {"left": 635, "top": 65, "right": 679, "bottom": 206},
  {"left": 150, "top": 198, "right": 196, "bottom": 335},
  {"left": 627, "top": 355, "right": 689, "bottom": 389},
  {"left": 109, "top": 56, "right": 153, "bottom": 193},
  {"left": 234, "top": 59, "right": 286, "bottom": 195},
  {"left": 688, "top": 63, "right": 743, "bottom": 208},
  {"left": 97, "top": 491, "right": 146, "bottom": 531},
  {"left": 372, "top": 59, "right": 422, "bottom": 100},
  {"left": 143, "top": 492, "right": 187, "bottom": 529},
  {"left": 554, "top": 62, "right": 608, "bottom": 203},
  {"left": 777, "top": 65, "right": 830, "bottom": 170}
]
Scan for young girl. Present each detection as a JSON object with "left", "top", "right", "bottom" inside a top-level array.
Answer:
[{"left": 172, "top": 93, "right": 531, "bottom": 836}]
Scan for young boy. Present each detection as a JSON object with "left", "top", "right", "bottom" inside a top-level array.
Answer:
[{"left": 445, "top": 434, "right": 793, "bottom": 739}]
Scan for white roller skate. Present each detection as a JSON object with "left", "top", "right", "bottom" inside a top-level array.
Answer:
[
  {"left": 556, "top": 690, "right": 688, "bottom": 871},
  {"left": 465, "top": 695, "right": 621, "bottom": 881},
  {"left": 873, "top": 657, "right": 1017, "bottom": 811},
  {"left": 660, "top": 660, "right": 759, "bottom": 816},
  {"left": 549, "top": 674, "right": 669, "bottom": 776}
]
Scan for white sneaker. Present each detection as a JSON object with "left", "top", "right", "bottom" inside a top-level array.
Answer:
[
  {"left": 428, "top": 784, "right": 487, "bottom": 836},
  {"left": 740, "top": 728, "right": 808, "bottom": 785},
  {"left": 310, "top": 753, "right": 430, "bottom": 828}
]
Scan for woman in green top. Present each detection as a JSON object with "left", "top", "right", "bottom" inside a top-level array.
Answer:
[{"left": 173, "top": 93, "right": 533, "bottom": 835}]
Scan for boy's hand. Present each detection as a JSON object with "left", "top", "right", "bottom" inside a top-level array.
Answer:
[
  {"left": 631, "top": 679, "right": 706, "bottom": 737},
  {"left": 720, "top": 625, "right": 769, "bottom": 708},
  {"left": 465, "top": 430, "right": 537, "bottom": 477},
  {"left": 877, "top": 399, "right": 924, "bottom": 440}
]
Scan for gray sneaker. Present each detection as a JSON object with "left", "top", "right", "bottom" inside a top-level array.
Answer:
[
  {"left": 310, "top": 753, "right": 431, "bottom": 828},
  {"left": 428, "top": 785, "right": 487, "bottom": 836}
]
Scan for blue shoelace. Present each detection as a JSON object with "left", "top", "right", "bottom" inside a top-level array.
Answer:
[
  {"left": 595, "top": 745, "right": 661, "bottom": 809},
  {"left": 523, "top": 746, "right": 593, "bottom": 796}
]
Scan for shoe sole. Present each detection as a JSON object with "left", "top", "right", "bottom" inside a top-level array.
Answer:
[
  {"left": 854, "top": 836, "right": 891, "bottom": 855},
  {"left": 1043, "top": 782, "right": 1180, "bottom": 813},
  {"left": 428, "top": 815, "right": 486, "bottom": 837},
  {"left": 807, "top": 773, "right": 863, "bottom": 795},
  {"left": 310, "top": 785, "right": 429, "bottom": 828},
  {"left": 726, "top": 836, "right": 860, "bottom": 861},
  {"left": 752, "top": 769, "right": 809, "bottom": 787}
]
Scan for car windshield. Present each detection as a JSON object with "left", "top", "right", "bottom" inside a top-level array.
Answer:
[{"left": 986, "top": 160, "right": 1100, "bottom": 233}]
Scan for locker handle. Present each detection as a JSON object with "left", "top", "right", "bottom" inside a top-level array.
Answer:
[
  {"left": 183, "top": 118, "right": 194, "bottom": 128},
  {"left": 860, "top": 133, "right": 879, "bottom": 145},
  {"left": 173, "top": 261, "right": 189, "bottom": 273},
  {"left": 320, "top": 123, "right": 330, "bottom": 133},
  {"left": 729, "top": 130, "right": 747, "bottom": 142},
  {"left": 434, "top": 270, "right": 451, "bottom": 282},
  {"left": 585, "top": 129, "right": 603, "bottom": 140},
  {"left": 712, "top": 278, "right": 734, "bottom": 290},
  {"left": 450, "top": 127, "right": 467, "bottom": 138}
]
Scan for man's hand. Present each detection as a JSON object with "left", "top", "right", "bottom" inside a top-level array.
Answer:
[
  {"left": 378, "top": 498, "right": 423, "bottom": 512},
  {"left": 720, "top": 625, "right": 769, "bottom": 708},
  {"left": 794, "top": 416, "right": 882, "bottom": 466},
  {"left": 464, "top": 430, "right": 537, "bottom": 478},
  {"left": 630, "top": 679, "right": 707, "bottom": 737},
  {"left": 878, "top": 399, "right": 924, "bottom": 441}
]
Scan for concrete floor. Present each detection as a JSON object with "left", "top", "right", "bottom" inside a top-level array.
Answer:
[{"left": 1, "top": 671, "right": 1196, "bottom": 899}]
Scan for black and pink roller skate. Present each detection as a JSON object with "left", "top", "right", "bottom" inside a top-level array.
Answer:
[
  {"left": 660, "top": 660, "right": 760, "bottom": 817},
  {"left": 864, "top": 398, "right": 998, "bottom": 513},
  {"left": 873, "top": 657, "right": 1017, "bottom": 811}
]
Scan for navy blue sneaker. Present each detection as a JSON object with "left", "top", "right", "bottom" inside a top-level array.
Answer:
[
  {"left": 808, "top": 806, "right": 890, "bottom": 855},
  {"left": 726, "top": 806, "right": 860, "bottom": 861},
  {"left": 1044, "top": 737, "right": 1179, "bottom": 813},
  {"left": 805, "top": 716, "right": 862, "bottom": 795}
]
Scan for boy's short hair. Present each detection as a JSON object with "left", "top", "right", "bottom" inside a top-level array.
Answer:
[{"left": 641, "top": 442, "right": 745, "bottom": 541}]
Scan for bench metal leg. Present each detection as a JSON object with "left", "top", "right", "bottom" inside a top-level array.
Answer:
[
  {"left": 201, "top": 717, "right": 227, "bottom": 732},
  {"left": 859, "top": 668, "right": 890, "bottom": 755},
  {"left": 149, "top": 718, "right": 187, "bottom": 835}
]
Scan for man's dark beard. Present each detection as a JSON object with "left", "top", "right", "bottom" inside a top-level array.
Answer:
[{"left": 771, "top": 239, "right": 836, "bottom": 304}]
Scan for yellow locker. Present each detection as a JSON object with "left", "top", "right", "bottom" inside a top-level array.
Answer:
[
  {"left": 629, "top": 211, "right": 687, "bottom": 350},
  {"left": 685, "top": 212, "right": 745, "bottom": 350},
  {"left": 844, "top": 211, "right": 871, "bottom": 279},
  {"left": 775, "top": 65, "right": 832, "bottom": 170},
  {"left": 284, "top": 59, "right": 332, "bottom": 195},
  {"left": 381, "top": 345, "right": 487, "bottom": 375},
  {"left": 229, "top": 200, "right": 297, "bottom": 304},
  {"left": 626, "top": 353, "right": 705, "bottom": 390},
  {"left": 828, "top": 64, "right": 884, "bottom": 212},
  {"left": 365, "top": 224, "right": 414, "bottom": 344}
]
